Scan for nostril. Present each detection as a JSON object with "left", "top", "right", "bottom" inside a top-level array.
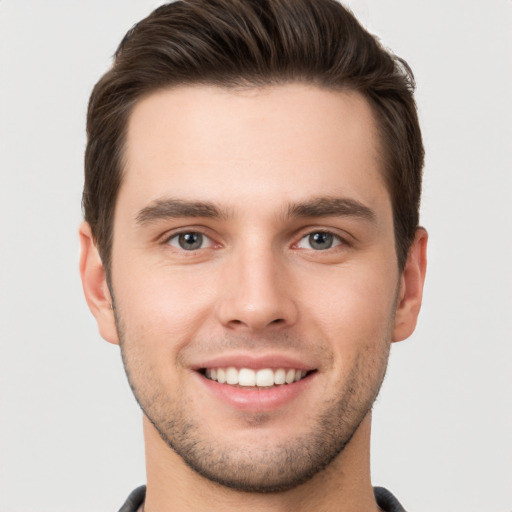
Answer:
[{"left": 227, "top": 318, "right": 285, "bottom": 329}]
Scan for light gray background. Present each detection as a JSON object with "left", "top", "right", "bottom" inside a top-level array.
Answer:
[{"left": 1, "top": 1, "right": 511, "bottom": 511}]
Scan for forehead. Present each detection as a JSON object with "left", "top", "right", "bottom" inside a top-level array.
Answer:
[{"left": 120, "top": 84, "right": 389, "bottom": 217}]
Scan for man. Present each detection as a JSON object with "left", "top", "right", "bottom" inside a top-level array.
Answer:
[{"left": 79, "top": 1, "right": 427, "bottom": 511}]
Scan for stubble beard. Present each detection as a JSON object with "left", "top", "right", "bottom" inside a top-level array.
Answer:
[{"left": 115, "top": 311, "right": 391, "bottom": 493}]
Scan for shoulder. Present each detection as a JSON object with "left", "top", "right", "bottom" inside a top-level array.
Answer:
[
  {"left": 374, "top": 486, "right": 407, "bottom": 512},
  {"left": 117, "top": 485, "right": 146, "bottom": 512}
]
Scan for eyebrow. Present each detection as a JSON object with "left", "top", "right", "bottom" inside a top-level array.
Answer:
[
  {"left": 136, "top": 198, "right": 228, "bottom": 225},
  {"left": 135, "top": 196, "right": 376, "bottom": 225},
  {"left": 287, "top": 197, "right": 376, "bottom": 222}
]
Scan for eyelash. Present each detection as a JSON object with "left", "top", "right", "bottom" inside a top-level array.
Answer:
[
  {"left": 162, "top": 228, "right": 349, "bottom": 253},
  {"left": 164, "top": 231, "right": 216, "bottom": 251},
  {"left": 295, "top": 230, "right": 346, "bottom": 251}
]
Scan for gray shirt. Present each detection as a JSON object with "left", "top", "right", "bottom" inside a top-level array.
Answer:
[{"left": 118, "top": 485, "right": 407, "bottom": 512}]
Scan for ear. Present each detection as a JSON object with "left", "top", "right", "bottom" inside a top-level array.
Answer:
[
  {"left": 79, "top": 221, "right": 119, "bottom": 345},
  {"left": 392, "top": 228, "right": 428, "bottom": 342}
]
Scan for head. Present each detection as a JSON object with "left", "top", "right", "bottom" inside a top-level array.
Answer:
[
  {"left": 80, "top": 0, "right": 427, "bottom": 496},
  {"left": 83, "top": 0, "right": 423, "bottom": 277}
]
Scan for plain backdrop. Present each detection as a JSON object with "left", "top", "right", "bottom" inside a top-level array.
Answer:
[{"left": 0, "top": 1, "right": 511, "bottom": 511}]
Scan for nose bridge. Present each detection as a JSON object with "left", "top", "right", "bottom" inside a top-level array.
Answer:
[{"left": 216, "top": 236, "right": 297, "bottom": 331}]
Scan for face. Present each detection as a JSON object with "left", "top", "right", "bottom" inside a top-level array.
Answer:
[{"left": 93, "top": 84, "right": 412, "bottom": 491}]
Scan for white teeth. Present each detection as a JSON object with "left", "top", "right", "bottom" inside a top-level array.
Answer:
[
  {"left": 285, "top": 369, "right": 295, "bottom": 384},
  {"left": 204, "top": 367, "right": 309, "bottom": 387},
  {"left": 238, "top": 368, "right": 256, "bottom": 386},
  {"left": 274, "top": 368, "right": 286, "bottom": 385},
  {"left": 226, "top": 367, "right": 238, "bottom": 385},
  {"left": 256, "top": 368, "right": 274, "bottom": 387}
]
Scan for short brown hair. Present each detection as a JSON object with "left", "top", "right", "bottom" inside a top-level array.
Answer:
[{"left": 83, "top": 0, "right": 424, "bottom": 272}]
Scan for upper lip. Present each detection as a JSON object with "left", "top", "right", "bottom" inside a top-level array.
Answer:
[{"left": 191, "top": 353, "right": 316, "bottom": 371}]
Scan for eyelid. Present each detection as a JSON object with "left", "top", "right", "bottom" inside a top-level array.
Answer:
[
  {"left": 296, "top": 231, "right": 343, "bottom": 250},
  {"left": 159, "top": 227, "right": 219, "bottom": 249},
  {"left": 293, "top": 227, "right": 353, "bottom": 248},
  {"left": 168, "top": 233, "right": 210, "bottom": 250},
  {"left": 156, "top": 225, "right": 352, "bottom": 250}
]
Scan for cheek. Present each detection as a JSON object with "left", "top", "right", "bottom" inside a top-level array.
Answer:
[
  {"left": 298, "top": 262, "right": 398, "bottom": 349},
  {"left": 112, "top": 261, "right": 220, "bottom": 353}
]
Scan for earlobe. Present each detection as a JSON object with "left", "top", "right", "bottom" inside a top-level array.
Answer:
[
  {"left": 79, "top": 221, "right": 119, "bottom": 345},
  {"left": 392, "top": 228, "right": 428, "bottom": 342}
]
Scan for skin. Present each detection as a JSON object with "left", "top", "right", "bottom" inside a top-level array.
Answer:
[{"left": 80, "top": 84, "right": 427, "bottom": 512}]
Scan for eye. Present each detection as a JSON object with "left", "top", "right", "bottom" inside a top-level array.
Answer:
[
  {"left": 297, "top": 231, "right": 342, "bottom": 250},
  {"left": 167, "top": 232, "right": 210, "bottom": 251}
]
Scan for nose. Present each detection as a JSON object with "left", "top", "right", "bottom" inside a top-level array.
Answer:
[{"left": 215, "top": 244, "right": 298, "bottom": 332}]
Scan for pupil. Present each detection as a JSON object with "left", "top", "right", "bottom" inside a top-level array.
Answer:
[
  {"left": 179, "top": 232, "right": 202, "bottom": 250},
  {"left": 310, "top": 232, "right": 333, "bottom": 250}
]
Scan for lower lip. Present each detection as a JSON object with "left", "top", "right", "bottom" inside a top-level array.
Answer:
[{"left": 196, "top": 372, "right": 314, "bottom": 412}]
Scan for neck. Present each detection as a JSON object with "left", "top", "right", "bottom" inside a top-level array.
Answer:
[{"left": 142, "top": 413, "right": 379, "bottom": 512}]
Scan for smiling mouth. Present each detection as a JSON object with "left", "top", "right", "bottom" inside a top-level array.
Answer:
[{"left": 200, "top": 367, "right": 314, "bottom": 388}]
